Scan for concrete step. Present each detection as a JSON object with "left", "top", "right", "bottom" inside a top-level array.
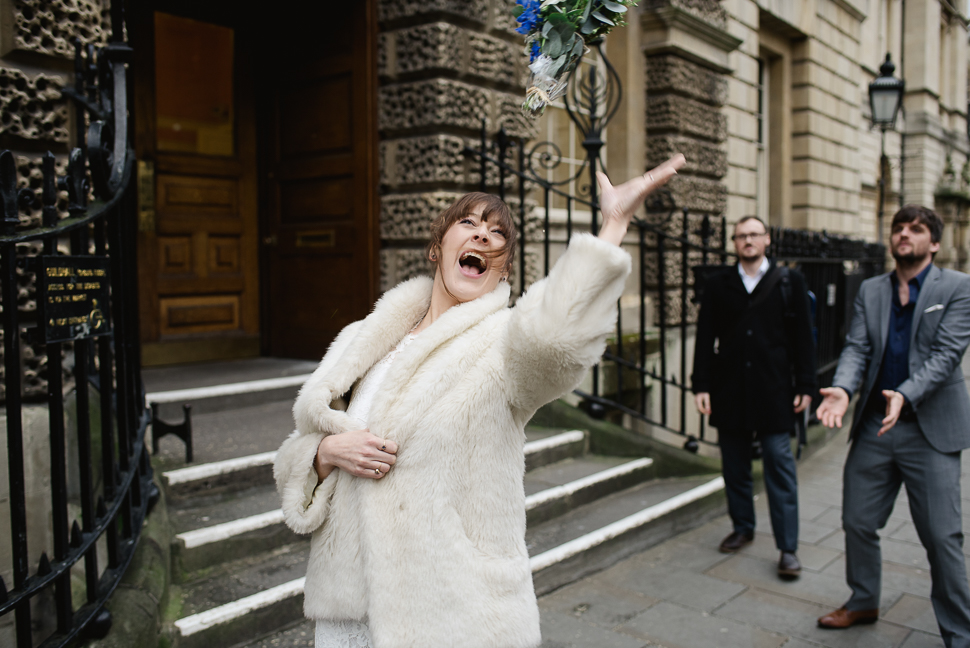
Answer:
[
  {"left": 240, "top": 620, "right": 315, "bottom": 648},
  {"left": 524, "top": 455, "right": 655, "bottom": 525},
  {"left": 169, "top": 482, "right": 300, "bottom": 578},
  {"left": 152, "top": 399, "right": 297, "bottom": 471},
  {"left": 528, "top": 476, "right": 725, "bottom": 596},
  {"left": 169, "top": 476, "right": 723, "bottom": 648},
  {"left": 171, "top": 542, "right": 309, "bottom": 648},
  {"left": 168, "top": 440, "right": 631, "bottom": 580},
  {"left": 144, "top": 357, "right": 318, "bottom": 418},
  {"left": 161, "top": 428, "right": 587, "bottom": 501}
]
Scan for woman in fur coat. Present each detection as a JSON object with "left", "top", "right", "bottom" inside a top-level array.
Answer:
[{"left": 273, "top": 155, "right": 685, "bottom": 648}]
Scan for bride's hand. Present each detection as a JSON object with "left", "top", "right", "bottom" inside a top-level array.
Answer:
[
  {"left": 314, "top": 430, "right": 398, "bottom": 482},
  {"left": 597, "top": 154, "right": 685, "bottom": 246}
]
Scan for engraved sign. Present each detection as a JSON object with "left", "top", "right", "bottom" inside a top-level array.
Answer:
[{"left": 40, "top": 256, "right": 111, "bottom": 343}]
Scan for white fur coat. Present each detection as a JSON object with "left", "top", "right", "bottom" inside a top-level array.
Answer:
[{"left": 274, "top": 234, "right": 631, "bottom": 648}]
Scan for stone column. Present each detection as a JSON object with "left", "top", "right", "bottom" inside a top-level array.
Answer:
[
  {"left": 640, "top": 0, "right": 740, "bottom": 324},
  {"left": 377, "top": 0, "right": 537, "bottom": 291}
]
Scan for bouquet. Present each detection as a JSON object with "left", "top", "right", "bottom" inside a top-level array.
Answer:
[{"left": 514, "top": 0, "right": 638, "bottom": 115}]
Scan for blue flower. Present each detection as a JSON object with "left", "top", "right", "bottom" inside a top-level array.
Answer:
[
  {"left": 515, "top": 0, "right": 541, "bottom": 36},
  {"left": 530, "top": 40, "right": 540, "bottom": 62}
]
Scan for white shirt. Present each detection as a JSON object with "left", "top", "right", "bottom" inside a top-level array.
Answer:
[{"left": 738, "top": 257, "right": 770, "bottom": 294}]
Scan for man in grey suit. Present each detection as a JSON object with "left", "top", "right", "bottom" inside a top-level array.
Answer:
[{"left": 816, "top": 205, "right": 970, "bottom": 646}]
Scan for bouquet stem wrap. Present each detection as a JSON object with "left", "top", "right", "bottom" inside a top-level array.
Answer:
[{"left": 514, "top": 0, "right": 638, "bottom": 115}]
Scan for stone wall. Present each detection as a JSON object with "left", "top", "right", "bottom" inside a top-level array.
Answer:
[
  {"left": 718, "top": 0, "right": 970, "bottom": 250},
  {"left": 639, "top": 0, "right": 736, "bottom": 324},
  {"left": 377, "top": 0, "right": 537, "bottom": 291}
]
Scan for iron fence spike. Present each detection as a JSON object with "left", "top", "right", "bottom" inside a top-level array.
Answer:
[
  {"left": 37, "top": 552, "right": 51, "bottom": 576},
  {"left": 71, "top": 521, "right": 83, "bottom": 548}
]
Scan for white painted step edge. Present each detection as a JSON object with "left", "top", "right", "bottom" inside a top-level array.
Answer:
[
  {"left": 176, "top": 451, "right": 651, "bottom": 551},
  {"left": 177, "top": 510, "right": 286, "bottom": 549},
  {"left": 147, "top": 374, "right": 313, "bottom": 404},
  {"left": 163, "top": 451, "right": 280, "bottom": 486},
  {"left": 524, "top": 430, "right": 585, "bottom": 455},
  {"left": 175, "top": 577, "right": 305, "bottom": 637},
  {"left": 524, "top": 457, "right": 654, "bottom": 511},
  {"left": 162, "top": 430, "right": 585, "bottom": 488},
  {"left": 173, "top": 478, "right": 724, "bottom": 635},
  {"left": 529, "top": 476, "right": 726, "bottom": 573}
]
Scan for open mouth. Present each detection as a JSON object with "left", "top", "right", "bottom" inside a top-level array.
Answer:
[{"left": 459, "top": 250, "right": 487, "bottom": 277}]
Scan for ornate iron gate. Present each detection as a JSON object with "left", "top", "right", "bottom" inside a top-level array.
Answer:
[
  {"left": 464, "top": 43, "right": 884, "bottom": 450},
  {"left": 0, "top": 10, "right": 155, "bottom": 647}
]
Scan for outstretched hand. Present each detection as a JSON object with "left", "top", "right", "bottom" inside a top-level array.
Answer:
[
  {"left": 816, "top": 387, "right": 849, "bottom": 429},
  {"left": 597, "top": 154, "right": 686, "bottom": 246}
]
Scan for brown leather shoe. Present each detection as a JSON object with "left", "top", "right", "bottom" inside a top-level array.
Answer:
[
  {"left": 817, "top": 606, "right": 879, "bottom": 628},
  {"left": 718, "top": 531, "right": 754, "bottom": 553},
  {"left": 778, "top": 552, "right": 801, "bottom": 579}
]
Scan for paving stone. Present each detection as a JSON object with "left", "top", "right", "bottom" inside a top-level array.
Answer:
[
  {"left": 539, "top": 610, "right": 649, "bottom": 648},
  {"left": 603, "top": 562, "right": 748, "bottom": 612},
  {"left": 715, "top": 588, "right": 911, "bottom": 648},
  {"left": 898, "top": 630, "right": 946, "bottom": 647},
  {"left": 819, "top": 554, "right": 928, "bottom": 606},
  {"left": 737, "top": 533, "right": 843, "bottom": 573},
  {"left": 538, "top": 578, "right": 659, "bottom": 630},
  {"left": 617, "top": 601, "right": 787, "bottom": 648},
  {"left": 799, "top": 500, "right": 832, "bottom": 522},
  {"left": 884, "top": 594, "right": 940, "bottom": 635},
  {"left": 880, "top": 537, "right": 931, "bottom": 571},
  {"left": 705, "top": 554, "right": 854, "bottom": 608}
]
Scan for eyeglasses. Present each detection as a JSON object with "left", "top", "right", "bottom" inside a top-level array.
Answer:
[{"left": 732, "top": 232, "right": 767, "bottom": 242}]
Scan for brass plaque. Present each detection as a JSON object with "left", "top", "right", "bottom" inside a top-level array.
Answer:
[
  {"left": 138, "top": 160, "right": 156, "bottom": 232},
  {"left": 296, "top": 230, "right": 335, "bottom": 247}
]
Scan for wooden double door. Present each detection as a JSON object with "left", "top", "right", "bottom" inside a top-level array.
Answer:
[{"left": 131, "top": 1, "right": 378, "bottom": 365}]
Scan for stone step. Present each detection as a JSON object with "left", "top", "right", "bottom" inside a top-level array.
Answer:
[
  {"left": 170, "top": 476, "right": 723, "bottom": 648},
  {"left": 162, "top": 428, "right": 587, "bottom": 501},
  {"left": 528, "top": 476, "right": 725, "bottom": 596},
  {"left": 143, "top": 357, "right": 318, "bottom": 419},
  {"left": 171, "top": 542, "right": 309, "bottom": 648},
  {"left": 170, "top": 446, "right": 636, "bottom": 579},
  {"left": 524, "top": 456, "right": 655, "bottom": 525}
]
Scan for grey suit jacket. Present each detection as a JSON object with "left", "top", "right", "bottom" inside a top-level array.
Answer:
[{"left": 832, "top": 264, "right": 970, "bottom": 453}]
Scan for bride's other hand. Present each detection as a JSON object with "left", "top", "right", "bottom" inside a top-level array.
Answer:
[
  {"left": 314, "top": 430, "right": 398, "bottom": 482},
  {"left": 597, "top": 154, "right": 685, "bottom": 246}
]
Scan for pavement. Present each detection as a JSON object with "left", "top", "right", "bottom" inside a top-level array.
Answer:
[{"left": 535, "top": 351, "right": 970, "bottom": 648}]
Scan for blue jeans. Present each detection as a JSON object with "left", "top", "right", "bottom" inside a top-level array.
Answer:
[{"left": 718, "top": 429, "right": 799, "bottom": 553}]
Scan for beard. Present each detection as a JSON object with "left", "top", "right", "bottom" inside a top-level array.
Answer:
[{"left": 891, "top": 248, "right": 930, "bottom": 269}]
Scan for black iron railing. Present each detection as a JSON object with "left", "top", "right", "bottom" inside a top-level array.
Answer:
[
  {"left": 464, "top": 43, "right": 884, "bottom": 450},
  {"left": 1, "top": 10, "right": 155, "bottom": 648}
]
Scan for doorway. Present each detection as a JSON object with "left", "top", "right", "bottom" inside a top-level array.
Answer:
[{"left": 131, "top": 1, "right": 378, "bottom": 365}]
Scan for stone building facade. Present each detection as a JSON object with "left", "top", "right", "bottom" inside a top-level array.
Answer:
[{"left": 3, "top": 0, "right": 966, "bottom": 370}]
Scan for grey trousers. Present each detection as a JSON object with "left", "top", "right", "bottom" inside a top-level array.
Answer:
[{"left": 843, "top": 412, "right": 970, "bottom": 647}]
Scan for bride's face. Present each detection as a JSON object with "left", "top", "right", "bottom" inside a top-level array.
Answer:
[{"left": 435, "top": 203, "right": 510, "bottom": 303}]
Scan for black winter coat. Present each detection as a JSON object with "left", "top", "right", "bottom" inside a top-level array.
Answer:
[{"left": 691, "top": 262, "right": 817, "bottom": 434}]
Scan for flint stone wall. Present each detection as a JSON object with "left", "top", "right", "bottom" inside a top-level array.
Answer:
[{"left": 378, "top": 0, "right": 534, "bottom": 289}]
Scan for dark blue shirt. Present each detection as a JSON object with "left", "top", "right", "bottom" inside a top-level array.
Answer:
[{"left": 870, "top": 264, "right": 933, "bottom": 408}]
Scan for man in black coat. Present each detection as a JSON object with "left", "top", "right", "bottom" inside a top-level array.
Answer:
[{"left": 692, "top": 216, "right": 816, "bottom": 578}]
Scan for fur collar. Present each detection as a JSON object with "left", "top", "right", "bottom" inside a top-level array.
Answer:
[{"left": 296, "top": 276, "right": 511, "bottom": 437}]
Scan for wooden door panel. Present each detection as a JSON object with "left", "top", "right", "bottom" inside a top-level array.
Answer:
[
  {"left": 159, "top": 295, "right": 240, "bottom": 335},
  {"left": 157, "top": 174, "right": 238, "bottom": 217},
  {"left": 262, "top": 0, "right": 377, "bottom": 359},
  {"left": 279, "top": 76, "right": 353, "bottom": 156},
  {"left": 278, "top": 177, "right": 352, "bottom": 223}
]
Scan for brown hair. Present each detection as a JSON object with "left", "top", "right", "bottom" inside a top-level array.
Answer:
[
  {"left": 734, "top": 215, "right": 768, "bottom": 234},
  {"left": 891, "top": 204, "right": 943, "bottom": 243},
  {"left": 427, "top": 192, "right": 518, "bottom": 273}
]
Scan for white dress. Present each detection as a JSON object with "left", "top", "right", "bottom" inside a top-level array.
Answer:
[{"left": 313, "top": 332, "right": 417, "bottom": 648}]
